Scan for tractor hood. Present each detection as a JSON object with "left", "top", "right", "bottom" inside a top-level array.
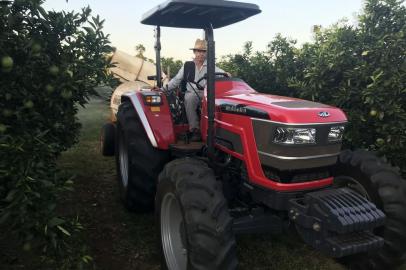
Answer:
[{"left": 217, "top": 92, "right": 347, "bottom": 124}]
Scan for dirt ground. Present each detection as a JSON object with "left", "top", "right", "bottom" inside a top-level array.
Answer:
[{"left": 57, "top": 99, "right": 161, "bottom": 270}]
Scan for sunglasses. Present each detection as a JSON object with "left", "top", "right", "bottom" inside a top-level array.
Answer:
[{"left": 193, "top": 49, "right": 207, "bottom": 53}]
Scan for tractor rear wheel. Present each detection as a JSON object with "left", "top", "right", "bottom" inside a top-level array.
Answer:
[
  {"left": 334, "top": 149, "right": 406, "bottom": 270},
  {"left": 116, "top": 101, "right": 169, "bottom": 212},
  {"left": 156, "top": 158, "right": 237, "bottom": 270}
]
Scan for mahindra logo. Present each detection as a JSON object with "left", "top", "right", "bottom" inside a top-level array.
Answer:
[{"left": 318, "top": 111, "right": 330, "bottom": 118}]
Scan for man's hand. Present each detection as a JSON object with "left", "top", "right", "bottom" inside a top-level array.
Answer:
[{"left": 151, "top": 86, "right": 161, "bottom": 91}]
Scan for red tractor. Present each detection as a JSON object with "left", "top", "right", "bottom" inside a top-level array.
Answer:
[{"left": 101, "top": 1, "right": 406, "bottom": 269}]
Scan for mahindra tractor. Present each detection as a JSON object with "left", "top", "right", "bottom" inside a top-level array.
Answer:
[{"left": 100, "top": 1, "right": 406, "bottom": 269}]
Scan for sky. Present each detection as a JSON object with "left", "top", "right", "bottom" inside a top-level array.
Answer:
[{"left": 43, "top": 0, "right": 365, "bottom": 62}]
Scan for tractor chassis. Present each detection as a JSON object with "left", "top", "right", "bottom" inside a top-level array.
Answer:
[{"left": 231, "top": 181, "right": 386, "bottom": 258}]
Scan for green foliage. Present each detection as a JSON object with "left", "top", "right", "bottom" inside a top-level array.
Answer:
[
  {"left": 219, "top": 0, "right": 406, "bottom": 175},
  {"left": 293, "top": 0, "right": 406, "bottom": 174},
  {"left": 135, "top": 43, "right": 146, "bottom": 59},
  {"left": 219, "top": 36, "right": 299, "bottom": 96},
  {"left": 161, "top": 56, "right": 183, "bottom": 78},
  {"left": 0, "top": 0, "right": 116, "bottom": 267}
]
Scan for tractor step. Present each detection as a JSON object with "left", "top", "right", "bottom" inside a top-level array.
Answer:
[
  {"left": 324, "top": 231, "right": 383, "bottom": 257},
  {"left": 169, "top": 141, "right": 204, "bottom": 157}
]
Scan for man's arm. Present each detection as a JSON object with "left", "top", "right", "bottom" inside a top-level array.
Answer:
[{"left": 166, "top": 65, "right": 184, "bottom": 90}]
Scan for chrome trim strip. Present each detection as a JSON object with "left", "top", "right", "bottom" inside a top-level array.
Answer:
[
  {"left": 251, "top": 117, "right": 347, "bottom": 126},
  {"left": 124, "top": 92, "right": 158, "bottom": 148},
  {"left": 258, "top": 151, "right": 339, "bottom": 160}
]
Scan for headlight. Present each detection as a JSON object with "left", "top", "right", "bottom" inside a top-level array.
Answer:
[
  {"left": 142, "top": 93, "right": 162, "bottom": 106},
  {"left": 328, "top": 126, "right": 345, "bottom": 142},
  {"left": 273, "top": 127, "right": 316, "bottom": 144}
]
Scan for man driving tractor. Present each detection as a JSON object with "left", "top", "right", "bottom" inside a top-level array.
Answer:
[
  {"left": 101, "top": 1, "right": 406, "bottom": 269},
  {"left": 165, "top": 38, "right": 228, "bottom": 141}
]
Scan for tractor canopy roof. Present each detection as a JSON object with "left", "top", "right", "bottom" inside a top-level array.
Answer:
[{"left": 141, "top": 0, "right": 261, "bottom": 29}]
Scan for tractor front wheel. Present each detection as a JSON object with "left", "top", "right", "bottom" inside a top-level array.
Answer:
[
  {"left": 156, "top": 158, "right": 237, "bottom": 270},
  {"left": 334, "top": 149, "right": 406, "bottom": 270}
]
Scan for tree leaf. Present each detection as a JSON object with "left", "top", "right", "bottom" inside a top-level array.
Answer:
[
  {"left": 3, "top": 189, "right": 18, "bottom": 202},
  {"left": 49, "top": 217, "right": 65, "bottom": 227},
  {"left": 57, "top": 225, "right": 71, "bottom": 236}
]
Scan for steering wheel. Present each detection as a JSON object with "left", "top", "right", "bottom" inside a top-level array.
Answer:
[{"left": 195, "top": 72, "right": 230, "bottom": 87}]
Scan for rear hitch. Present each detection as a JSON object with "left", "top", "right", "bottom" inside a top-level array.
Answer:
[{"left": 289, "top": 187, "right": 385, "bottom": 257}]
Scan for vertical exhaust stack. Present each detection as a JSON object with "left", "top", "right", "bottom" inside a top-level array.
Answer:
[{"left": 155, "top": 26, "right": 162, "bottom": 88}]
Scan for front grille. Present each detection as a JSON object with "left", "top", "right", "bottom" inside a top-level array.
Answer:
[
  {"left": 252, "top": 118, "right": 345, "bottom": 170},
  {"left": 262, "top": 165, "right": 330, "bottom": 183}
]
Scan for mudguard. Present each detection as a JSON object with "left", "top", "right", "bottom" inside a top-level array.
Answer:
[{"left": 121, "top": 91, "right": 176, "bottom": 150}]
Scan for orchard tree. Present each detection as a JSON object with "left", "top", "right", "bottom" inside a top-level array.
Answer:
[
  {"left": 292, "top": 0, "right": 406, "bottom": 174},
  {"left": 161, "top": 56, "right": 183, "bottom": 78},
  {"left": 0, "top": 0, "right": 116, "bottom": 267},
  {"left": 135, "top": 43, "right": 146, "bottom": 59},
  {"left": 219, "top": 37, "right": 298, "bottom": 96}
]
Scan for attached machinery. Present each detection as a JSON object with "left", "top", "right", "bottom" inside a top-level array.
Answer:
[{"left": 100, "top": 1, "right": 406, "bottom": 269}]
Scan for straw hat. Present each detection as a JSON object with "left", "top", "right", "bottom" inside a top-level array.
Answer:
[{"left": 190, "top": 39, "right": 207, "bottom": 51}]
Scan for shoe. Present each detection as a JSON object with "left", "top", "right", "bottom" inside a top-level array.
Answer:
[{"left": 190, "top": 129, "right": 202, "bottom": 142}]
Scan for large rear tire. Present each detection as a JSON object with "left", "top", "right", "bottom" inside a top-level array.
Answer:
[
  {"left": 334, "top": 149, "right": 406, "bottom": 270},
  {"left": 156, "top": 158, "right": 237, "bottom": 270},
  {"left": 115, "top": 101, "right": 169, "bottom": 212}
]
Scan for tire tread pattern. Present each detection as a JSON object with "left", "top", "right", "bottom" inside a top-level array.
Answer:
[
  {"left": 116, "top": 101, "right": 168, "bottom": 212},
  {"left": 336, "top": 149, "right": 406, "bottom": 270},
  {"left": 158, "top": 158, "right": 237, "bottom": 270}
]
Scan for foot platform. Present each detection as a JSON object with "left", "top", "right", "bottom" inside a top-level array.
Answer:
[{"left": 169, "top": 141, "right": 204, "bottom": 157}]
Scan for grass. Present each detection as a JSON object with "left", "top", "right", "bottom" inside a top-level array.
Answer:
[{"left": 59, "top": 98, "right": 160, "bottom": 270}]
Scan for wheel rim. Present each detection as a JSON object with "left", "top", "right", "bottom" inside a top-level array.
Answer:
[
  {"left": 118, "top": 131, "right": 129, "bottom": 188},
  {"left": 161, "top": 193, "right": 187, "bottom": 270},
  {"left": 334, "top": 176, "right": 371, "bottom": 200}
]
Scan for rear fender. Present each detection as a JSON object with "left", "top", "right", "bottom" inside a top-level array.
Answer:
[{"left": 121, "top": 92, "right": 175, "bottom": 149}]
